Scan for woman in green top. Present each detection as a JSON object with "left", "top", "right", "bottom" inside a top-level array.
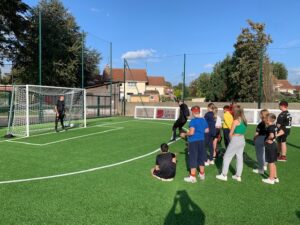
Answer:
[{"left": 216, "top": 105, "right": 247, "bottom": 182}]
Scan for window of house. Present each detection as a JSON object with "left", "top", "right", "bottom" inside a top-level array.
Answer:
[
  {"left": 128, "top": 82, "right": 136, "bottom": 87},
  {"left": 150, "top": 96, "right": 154, "bottom": 100}
]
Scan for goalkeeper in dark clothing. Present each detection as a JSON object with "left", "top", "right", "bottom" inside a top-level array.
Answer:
[
  {"left": 170, "top": 100, "right": 190, "bottom": 141},
  {"left": 55, "top": 95, "right": 66, "bottom": 132}
]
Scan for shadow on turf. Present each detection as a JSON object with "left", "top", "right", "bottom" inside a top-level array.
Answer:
[
  {"left": 243, "top": 152, "right": 259, "bottom": 169},
  {"left": 214, "top": 148, "right": 236, "bottom": 175},
  {"left": 164, "top": 190, "right": 205, "bottom": 225},
  {"left": 245, "top": 138, "right": 255, "bottom": 146},
  {"left": 287, "top": 142, "right": 300, "bottom": 149},
  {"left": 296, "top": 210, "right": 300, "bottom": 220}
]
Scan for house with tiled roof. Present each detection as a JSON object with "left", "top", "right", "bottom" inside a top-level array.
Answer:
[
  {"left": 294, "top": 85, "right": 300, "bottom": 92},
  {"left": 146, "top": 76, "right": 166, "bottom": 95},
  {"left": 273, "top": 77, "right": 296, "bottom": 95},
  {"left": 103, "top": 68, "right": 148, "bottom": 100},
  {"left": 102, "top": 67, "right": 169, "bottom": 102}
]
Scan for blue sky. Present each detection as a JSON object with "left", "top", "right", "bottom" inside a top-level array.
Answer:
[{"left": 22, "top": 0, "right": 300, "bottom": 85}]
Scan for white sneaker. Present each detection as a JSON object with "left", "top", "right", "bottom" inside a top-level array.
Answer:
[
  {"left": 252, "top": 169, "right": 264, "bottom": 174},
  {"left": 262, "top": 178, "right": 275, "bottom": 185},
  {"left": 232, "top": 175, "right": 242, "bottom": 182},
  {"left": 198, "top": 173, "right": 205, "bottom": 180},
  {"left": 274, "top": 178, "right": 280, "bottom": 183},
  {"left": 209, "top": 160, "right": 215, "bottom": 165},
  {"left": 184, "top": 176, "right": 197, "bottom": 183},
  {"left": 216, "top": 174, "right": 227, "bottom": 181},
  {"left": 160, "top": 178, "right": 174, "bottom": 182},
  {"left": 205, "top": 161, "right": 210, "bottom": 166}
]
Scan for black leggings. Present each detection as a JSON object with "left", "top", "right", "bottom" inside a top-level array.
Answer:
[
  {"left": 55, "top": 113, "right": 65, "bottom": 130},
  {"left": 172, "top": 118, "right": 187, "bottom": 140}
]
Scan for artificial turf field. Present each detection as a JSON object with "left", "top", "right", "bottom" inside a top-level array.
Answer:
[{"left": 0, "top": 117, "right": 299, "bottom": 225}]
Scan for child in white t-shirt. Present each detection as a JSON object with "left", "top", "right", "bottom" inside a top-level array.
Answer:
[{"left": 213, "top": 106, "right": 222, "bottom": 158}]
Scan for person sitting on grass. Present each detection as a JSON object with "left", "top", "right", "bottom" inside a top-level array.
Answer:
[
  {"left": 180, "top": 106, "right": 209, "bottom": 183},
  {"left": 262, "top": 113, "right": 282, "bottom": 185},
  {"left": 151, "top": 143, "right": 176, "bottom": 181}
]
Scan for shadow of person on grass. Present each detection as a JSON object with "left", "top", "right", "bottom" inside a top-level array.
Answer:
[
  {"left": 287, "top": 142, "right": 300, "bottom": 149},
  {"left": 164, "top": 190, "right": 205, "bottom": 225},
  {"left": 245, "top": 138, "right": 255, "bottom": 146},
  {"left": 243, "top": 152, "right": 259, "bottom": 170},
  {"left": 296, "top": 210, "right": 300, "bottom": 220},
  {"left": 214, "top": 150, "right": 237, "bottom": 175}
]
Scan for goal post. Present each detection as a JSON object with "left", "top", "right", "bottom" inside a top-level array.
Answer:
[{"left": 7, "top": 85, "right": 86, "bottom": 137}]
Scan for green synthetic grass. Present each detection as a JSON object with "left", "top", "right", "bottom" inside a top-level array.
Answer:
[{"left": 0, "top": 117, "right": 299, "bottom": 225}]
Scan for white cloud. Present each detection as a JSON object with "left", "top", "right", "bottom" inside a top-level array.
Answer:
[
  {"left": 203, "top": 63, "right": 214, "bottom": 69},
  {"left": 90, "top": 8, "right": 101, "bottom": 13},
  {"left": 280, "top": 40, "right": 300, "bottom": 48},
  {"left": 121, "top": 49, "right": 156, "bottom": 59},
  {"left": 289, "top": 68, "right": 300, "bottom": 76},
  {"left": 187, "top": 73, "right": 197, "bottom": 77}
]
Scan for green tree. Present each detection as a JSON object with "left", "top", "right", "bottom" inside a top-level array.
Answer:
[
  {"left": 231, "top": 20, "right": 272, "bottom": 102},
  {"left": 209, "top": 55, "right": 233, "bottom": 101},
  {"left": 173, "top": 82, "right": 189, "bottom": 99},
  {"left": 189, "top": 72, "right": 212, "bottom": 99},
  {"left": 0, "top": 0, "right": 30, "bottom": 65},
  {"left": 271, "top": 62, "right": 288, "bottom": 80},
  {"left": 13, "top": 0, "right": 101, "bottom": 87}
]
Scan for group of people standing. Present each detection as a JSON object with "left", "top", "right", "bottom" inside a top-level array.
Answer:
[{"left": 151, "top": 100, "right": 292, "bottom": 185}]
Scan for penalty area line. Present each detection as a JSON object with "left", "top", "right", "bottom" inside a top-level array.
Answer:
[
  {"left": 6, "top": 127, "right": 124, "bottom": 146},
  {"left": 0, "top": 138, "right": 181, "bottom": 185}
]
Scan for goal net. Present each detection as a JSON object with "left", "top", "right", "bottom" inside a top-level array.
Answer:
[{"left": 7, "top": 85, "right": 86, "bottom": 137}]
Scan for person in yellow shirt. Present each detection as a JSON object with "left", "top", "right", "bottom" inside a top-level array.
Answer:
[{"left": 223, "top": 105, "right": 233, "bottom": 148}]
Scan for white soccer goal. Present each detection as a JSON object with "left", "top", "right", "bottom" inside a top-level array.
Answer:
[
  {"left": 134, "top": 106, "right": 300, "bottom": 127},
  {"left": 7, "top": 85, "right": 86, "bottom": 137}
]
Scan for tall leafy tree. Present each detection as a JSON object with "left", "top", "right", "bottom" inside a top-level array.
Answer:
[
  {"left": 13, "top": 0, "right": 101, "bottom": 87},
  {"left": 188, "top": 72, "right": 211, "bottom": 99},
  {"left": 0, "top": 0, "right": 30, "bottom": 65},
  {"left": 209, "top": 55, "right": 233, "bottom": 101},
  {"left": 231, "top": 20, "right": 272, "bottom": 102},
  {"left": 173, "top": 82, "right": 189, "bottom": 99},
  {"left": 271, "top": 62, "right": 288, "bottom": 80}
]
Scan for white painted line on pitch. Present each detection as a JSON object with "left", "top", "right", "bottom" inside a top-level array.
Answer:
[
  {"left": 2, "top": 120, "right": 168, "bottom": 146},
  {"left": 0, "top": 138, "right": 181, "bottom": 184},
  {"left": 133, "top": 120, "right": 173, "bottom": 126},
  {"left": 5, "top": 140, "right": 43, "bottom": 146},
  {"left": 1, "top": 120, "right": 133, "bottom": 143},
  {"left": 6, "top": 127, "right": 124, "bottom": 146},
  {"left": 40, "top": 127, "right": 124, "bottom": 146}
]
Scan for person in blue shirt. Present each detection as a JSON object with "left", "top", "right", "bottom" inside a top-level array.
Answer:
[{"left": 180, "top": 106, "right": 209, "bottom": 183}]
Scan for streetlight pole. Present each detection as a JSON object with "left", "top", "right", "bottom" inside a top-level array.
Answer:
[
  {"left": 182, "top": 53, "right": 186, "bottom": 100},
  {"left": 38, "top": 10, "right": 42, "bottom": 85},
  {"left": 258, "top": 47, "right": 264, "bottom": 109}
]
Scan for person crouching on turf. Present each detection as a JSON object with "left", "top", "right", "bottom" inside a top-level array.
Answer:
[
  {"left": 262, "top": 113, "right": 282, "bottom": 185},
  {"left": 170, "top": 99, "right": 190, "bottom": 142},
  {"left": 151, "top": 143, "right": 176, "bottom": 181},
  {"left": 180, "top": 106, "right": 209, "bottom": 183}
]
